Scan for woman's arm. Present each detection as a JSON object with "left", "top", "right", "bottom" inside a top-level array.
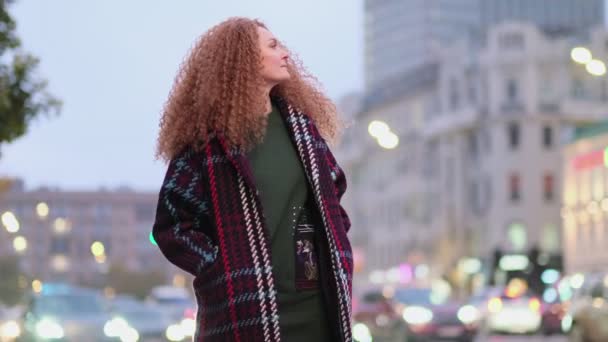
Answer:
[
  {"left": 323, "top": 143, "right": 351, "bottom": 234},
  {"left": 152, "top": 150, "right": 218, "bottom": 276}
]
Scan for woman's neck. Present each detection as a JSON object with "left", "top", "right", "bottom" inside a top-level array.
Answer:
[{"left": 262, "top": 85, "right": 273, "bottom": 115}]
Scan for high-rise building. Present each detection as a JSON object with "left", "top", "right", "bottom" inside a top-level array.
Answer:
[
  {"left": 480, "top": 0, "right": 604, "bottom": 37},
  {"left": 363, "top": 0, "right": 479, "bottom": 91},
  {"left": 363, "top": 0, "right": 605, "bottom": 105}
]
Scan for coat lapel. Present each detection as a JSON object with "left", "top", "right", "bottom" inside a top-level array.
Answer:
[{"left": 216, "top": 135, "right": 258, "bottom": 192}]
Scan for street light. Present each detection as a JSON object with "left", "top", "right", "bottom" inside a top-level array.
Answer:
[
  {"left": 368, "top": 120, "right": 390, "bottom": 138},
  {"left": 1, "top": 211, "right": 20, "bottom": 233},
  {"left": 53, "top": 218, "right": 70, "bottom": 234},
  {"left": 378, "top": 132, "right": 399, "bottom": 149},
  {"left": 570, "top": 47, "right": 592, "bottom": 64},
  {"left": 13, "top": 236, "right": 27, "bottom": 253},
  {"left": 586, "top": 59, "right": 607, "bottom": 76},
  {"left": 36, "top": 202, "right": 49, "bottom": 219},
  {"left": 91, "top": 241, "right": 105, "bottom": 257},
  {"left": 368, "top": 120, "right": 400, "bottom": 149},
  {"left": 32, "top": 279, "right": 43, "bottom": 293}
]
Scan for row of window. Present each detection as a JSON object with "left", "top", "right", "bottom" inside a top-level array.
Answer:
[
  {"left": 468, "top": 123, "right": 554, "bottom": 159},
  {"left": 509, "top": 173, "right": 555, "bottom": 202},
  {"left": 444, "top": 75, "right": 608, "bottom": 115},
  {"left": 507, "top": 122, "right": 553, "bottom": 149}
]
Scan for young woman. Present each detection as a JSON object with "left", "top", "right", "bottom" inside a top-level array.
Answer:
[{"left": 153, "top": 17, "right": 353, "bottom": 341}]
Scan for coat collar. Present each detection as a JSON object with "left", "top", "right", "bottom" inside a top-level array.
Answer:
[{"left": 217, "top": 96, "right": 309, "bottom": 192}]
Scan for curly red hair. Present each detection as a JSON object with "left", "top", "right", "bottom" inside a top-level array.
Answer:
[{"left": 156, "top": 17, "right": 340, "bottom": 162}]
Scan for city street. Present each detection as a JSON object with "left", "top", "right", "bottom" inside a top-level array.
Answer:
[{"left": 477, "top": 334, "right": 567, "bottom": 342}]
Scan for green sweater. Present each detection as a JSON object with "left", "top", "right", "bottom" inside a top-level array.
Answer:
[{"left": 247, "top": 104, "right": 331, "bottom": 341}]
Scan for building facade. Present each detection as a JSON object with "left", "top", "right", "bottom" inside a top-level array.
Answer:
[
  {"left": 0, "top": 180, "right": 182, "bottom": 286},
  {"left": 562, "top": 122, "right": 608, "bottom": 274},
  {"left": 346, "top": 22, "right": 608, "bottom": 288},
  {"left": 480, "top": 0, "right": 604, "bottom": 37}
]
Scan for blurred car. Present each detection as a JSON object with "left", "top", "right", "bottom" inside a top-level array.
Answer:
[
  {"left": 164, "top": 307, "right": 196, "bottom": 342},
  {"left": 17, "top": 283, "right": 133, "bottom": 342},
  {"left": 540, "top": 285, "right": 567, "bottom": 335},
  {"left": 1, "top": 305, "right": 23, "bottom": 342},
  {"left": 465, "top": 286, "right": 503, "bottom": 327},
  {"left": 109, "top": 295, "right": 174, "bottom": 341},
  {"left": 147, "top": 286, "right": 195, "bottom": 323},
  {"left": 567, "top": 272, "right": 608, "bottom": 342},
  {"left": 485, "top": 289, "right": 542, "bottom": 334},
  {"left": 393, "top": 287, "right": 479, "bottom": 341},
  {"left": 352, "top": 287, "right": 405, "bottom": 341}
]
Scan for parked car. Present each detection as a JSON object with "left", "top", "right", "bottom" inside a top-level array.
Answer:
[
  {"left": 109, "top": 295, "right": 173, "bottom": 341},
  {"left": 393, "top": 287, "right": 479, "bottom": 341},
  {"left": 484, "top": 289, "right": 542, "bottom": 334},
  {"left": 567, "top": 272, "right": 608, "bottom": 342},
  {"left": 17, "top": 283, "right": 131, "bottom": 341},
  {"left": 540, "top": 285, "right": 567, "bottom": 335},
  {"left": 352, "top": 287, "right": 405, "bottom": 341}
]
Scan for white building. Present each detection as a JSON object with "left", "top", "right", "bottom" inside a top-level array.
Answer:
[{"left": 344, "top": 22, "right": 608, "bottom": 287}]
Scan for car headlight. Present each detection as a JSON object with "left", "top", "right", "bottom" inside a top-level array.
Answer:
[
  {"left": 35, "top": 318, "right": 64, "bottom": 339},
  {"left": 120, "top": 326, "right": 139, "bottom": 342},
  {"left": 104, "top": 317, "right": 129, "bottom": 338},
  {"left": 403, "top": 306, "right": 433, "bottom": 325},
  {"left": 104, "top": 316, "right": 138, "bottom": 341},
  {"left": 180, "top": 318, "right": 196, "bottom": 337},
  {"left": 352, "top": 322, "right": 372, "bottom": 342},
  {"left": 166, "top": 323, "right": 186, "bottom": 342},
  {"left": 561, "top": 314, "right": 573, "bottom": 332},
  {"left": 457, "top": 305, "right": 480, "bottom": 324},
  {"left": 0, "top": 320, "right": 21, "bottom": 339}
]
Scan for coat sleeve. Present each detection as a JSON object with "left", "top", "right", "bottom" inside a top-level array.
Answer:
[
  {"left": 152, "top": 150, "right": 218, "bottom": 276},
  {"left": 323, "top": 142, "right": 352, "bottom": 234}
]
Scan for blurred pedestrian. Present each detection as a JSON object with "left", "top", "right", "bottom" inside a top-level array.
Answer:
[{"left": 152, "top": 17, "right": 353, "bottom": 342}]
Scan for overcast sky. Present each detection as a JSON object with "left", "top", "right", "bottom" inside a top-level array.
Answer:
[{"left": 0, "top": 1, "right": 364, "bottom": 192}]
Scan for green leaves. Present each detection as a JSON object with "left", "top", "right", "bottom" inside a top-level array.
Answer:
[{"left": 0, "top": 0, "right": 61, "bottom": 154}]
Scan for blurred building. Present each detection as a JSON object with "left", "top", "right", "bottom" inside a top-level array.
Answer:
[
  {"left": 562, "top": 121, "right": 608, "bottom": 274},
  {"left": 363, "top": 0, "right": 604, "bottom": 109},
  {"left": 425, "top": 23, "right": 607, "bottom": 281},
  {"left": 336, "top": 81, "right": 441, "bottom": 285},
  {"left": 348, "top": 21, "right": 608, "bottom": 288},
  {"left": 480, "top": 0, "right": 604, "bottom": 37},
  {"left": 0, "top": 181, "right": 181, "bottom": 286},
  {"left": 363, "top": 0, "right": 479, "bottom": 93}
]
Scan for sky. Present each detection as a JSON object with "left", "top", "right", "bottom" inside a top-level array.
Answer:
[{"left": 0, "top": 1, "right": 364, "bottom": 192}]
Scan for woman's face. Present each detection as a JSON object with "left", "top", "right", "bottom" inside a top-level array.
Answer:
[{"left": 258, "top": 26, "right": 290, "bottom": 85}]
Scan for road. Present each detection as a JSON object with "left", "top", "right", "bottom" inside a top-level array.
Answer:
[{"left": 476, "top": 334, "right": 567, "bottom": 342}]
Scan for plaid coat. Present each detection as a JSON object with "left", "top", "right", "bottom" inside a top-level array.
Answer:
[{"left": 152, "top": 98, "right": 353, "bottom": 341}]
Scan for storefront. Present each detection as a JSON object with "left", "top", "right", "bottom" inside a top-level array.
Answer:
[{"left": 562, "top": 121, "right": 608, "bottom": 274}]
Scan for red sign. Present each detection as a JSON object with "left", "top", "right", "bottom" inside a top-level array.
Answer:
[{"left": 573, "top": 150, "right": 604, "bottom": 170}]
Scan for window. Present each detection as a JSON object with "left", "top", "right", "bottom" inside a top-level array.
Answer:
[
  {"left": 543, "top": 125, "right": 553, "bottom": 148},
  {"left": 468, "top": 132, "right": 478, "bottom": 160},
  {"left": 572, "top": 78, "right": 586, "bottom": 99},
  {"left": 508, "top": 222, "right": 527, "bottom": 251},
  {"left": 499, "top": 33, "right": 524, "bottom": 49},
  {"left": 506, "top": 79, "right": 518, "bottom": 101},
  {"left": 510, "top": 173, "right": 521, "bottom": 202},
  {"left": 508, "top": 122, "right": 520, "bottom": 150},
  {"left": 449, "top": 78, "right": 460, "bottom": 110},
  {"left": 51, "top": 236, "right": 70, "bottom": 254},
  {"left": 544, "top": 173, "right": 554, "bottom": 201}
]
